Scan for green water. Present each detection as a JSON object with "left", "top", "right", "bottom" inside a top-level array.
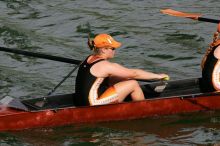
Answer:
[{"left": 0, "top": 0, "right": 220, "bottom": 145}]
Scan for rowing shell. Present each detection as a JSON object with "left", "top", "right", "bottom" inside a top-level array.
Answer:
[{"left": 0, "top": 78, "right": 220, "bottom": 131}]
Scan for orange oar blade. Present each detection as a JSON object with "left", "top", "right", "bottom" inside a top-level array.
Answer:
[{"left": 161, "top": 9, "right": 202, "bottom": 20}]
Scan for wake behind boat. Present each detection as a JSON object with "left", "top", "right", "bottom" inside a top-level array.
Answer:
[{"left": 0, "top": 77, "right": 220, "bottom": 131}]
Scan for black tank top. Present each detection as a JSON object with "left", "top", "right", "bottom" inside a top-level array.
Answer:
[
  {"left": 75, "top": 56, "right": 109, "bottom": 106},
  {"left": 200, "top": 44, "right": 220, "bottom": 92}
]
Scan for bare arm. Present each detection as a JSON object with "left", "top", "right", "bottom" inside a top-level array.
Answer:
[
  {"left": 107, "top": 62, "right": 168, "bottom": 80},
  {"left": 129, "top": 69, "right": 167, "bottom": 80}
]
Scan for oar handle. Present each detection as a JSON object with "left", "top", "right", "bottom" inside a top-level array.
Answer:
[
  {"left": 0, "top": 46, "right": 81, "bottom": 64},
  {"left": 198, "top": 17, "right": 220, "bottom": 24}
]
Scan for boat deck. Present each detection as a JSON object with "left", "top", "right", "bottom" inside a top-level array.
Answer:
[{"left": 142, "top": 77, "right": 201, "bottom": 98}]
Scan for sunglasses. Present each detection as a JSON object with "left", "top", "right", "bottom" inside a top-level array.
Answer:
[{"left": 108, "top": 47, "right": 116, "bottom": 51}]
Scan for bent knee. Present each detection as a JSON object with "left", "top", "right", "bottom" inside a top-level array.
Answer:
[
  {"left": 113, "top": 80, "right": 140, "bottom": 92},
  {"left": 128, "top": 80, "right": 140, "bottom": 87}
]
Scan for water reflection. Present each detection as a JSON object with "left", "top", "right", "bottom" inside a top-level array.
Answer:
[{"left": 1, "top": 112, "right": 219, "bottom": 146}]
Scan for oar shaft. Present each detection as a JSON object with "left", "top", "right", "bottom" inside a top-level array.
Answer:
[
  {"left": 198, "top": 17, "right": 220, "bottom": 24},
  {"left": 47, "top": 63, "right": 81, "bottom": 96},
  {"left": 0, "top": 46, "right": 81, "bottom": 64}
]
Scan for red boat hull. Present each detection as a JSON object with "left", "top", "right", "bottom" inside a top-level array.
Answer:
[{"left": 0, "top": 93, "right": 220, "bottom": 131}]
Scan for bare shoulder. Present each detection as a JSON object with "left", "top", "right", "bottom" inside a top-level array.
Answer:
[
  {"left": 102, "top": 61, "right": 128, "bottom": 71},
  {"left": 95, "top": 60, "right": 120, "bottom": 68},
  {"left": 95, "top": 60, "right": 114, "bottom": 67},
  {"left": 90, "top": 60, "right": 114, "bottom": 77}
]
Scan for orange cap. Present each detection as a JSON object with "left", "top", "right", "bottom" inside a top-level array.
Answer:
[{"left": 93, "top": 34, "right": 121, "bottom": 49}]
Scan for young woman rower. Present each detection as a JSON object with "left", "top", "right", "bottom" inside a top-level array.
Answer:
[
  {"left": 200, "top": 23, "right": 220, "bottom": 92},
  {"left": 75, "top": 33, "right": 169, "bottom": 106}
]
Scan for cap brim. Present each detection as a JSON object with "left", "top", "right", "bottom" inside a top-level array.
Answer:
[{"left": 112, "top": 41, "right": 121, "bottom": 49}]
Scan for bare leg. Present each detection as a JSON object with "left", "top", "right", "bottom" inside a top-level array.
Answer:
[
  {"left": 108, "top": 76, "right": 127, "bottom": 86},
  {"left": 113, "top": 80, "right": 145, "bottom": 102}
]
